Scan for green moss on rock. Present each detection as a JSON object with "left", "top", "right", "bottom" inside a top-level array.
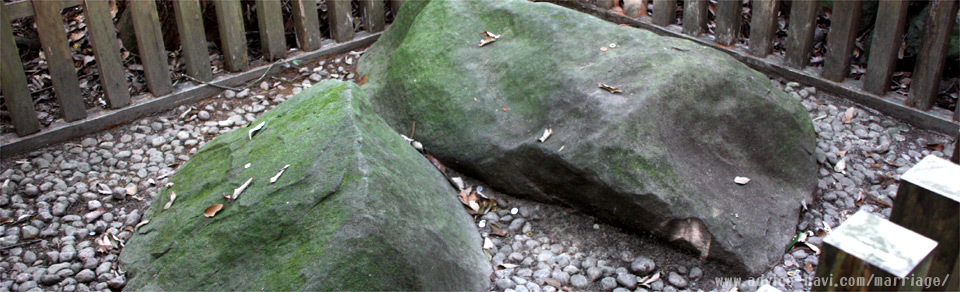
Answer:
[
  {"left": 359, "top": 0, "right": 817, "bottom": 275},
  {"left": 120, "top": 80, "right": 491, "bottom": 291}
]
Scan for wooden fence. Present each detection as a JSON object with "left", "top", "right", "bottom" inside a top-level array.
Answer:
[
  {"left": 553, "top": 0, "right": 960, "bottom": 134},
  {"left": 1, "top": 0, "right": 397, "bottom": 155}
]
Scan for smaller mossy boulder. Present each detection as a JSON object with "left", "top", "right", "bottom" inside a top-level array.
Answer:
[
  {"left": 359, "top": 0, "right": 817, "bottom": 275},
  {"left": 119, "top": 80, "right": 491, "bottom": 291}
]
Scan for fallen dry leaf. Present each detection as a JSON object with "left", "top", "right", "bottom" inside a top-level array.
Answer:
[
  {"left": 600, "top": 47, "right": 608, "bottom": 52},
  {"left": 270, "top": 165, "right": 290, "bottom": 183},
  {"left": 483, "top": 31, "right": 501, "bottom": 39},
  {"left": 804, "top": 262, "right": 815, "bottom": 273},
  {"left": 248, "top": 122, "right": 266, "bottom": 140},
  {"left": 95, "top": 233, "right": 114, "bottom": 253},
  {"left": 734, "top": 176, "right": 751, "bottom": 185},
  {"left": 203, "top": 204, "right": 224, "bottom": 218},
  {"left": 537, "top": 128, "right": 553, "bottom": 143},
  {"left": 483, "top": 237, "right": 494, "bottom": 249},
  {"left": 497, "top": 263, "right": 518, "bottom": 270},
  {"left": 450, "top": 177, "right": 465, "bottom": 191},
  {"left": 834, "top": 158, "right": 846, "bottom": 174},
  {"left": 841, "top": 107, "right": 857, "bottom": 124},
  {"left": 134, "top": 220, "right": 150, "bottom": 230},
  {"left": 356, "top": 75, "right": 368, "bottom": 86},
  {"left": 598, "top": 82, "right": 622, "bottom": 93},
  {"left": 0, "top": 218, "right": 12, "bottom": 224},
  {"left": 425, "top": 154, "right": 447, "bottom": 175},
  {"left": 125, "top": 185, "right": 137, "bottom": 195},
  {"left": 837, "top": 150, "right": 847, "bottom": 156},
  {"left": 640, "top": 271, "right": 661, "bottom": 287},
  {"left": 544, "top": 278, "right": 562, "bottom": 288},
  {"left": 163, "top": 192, "right": 177, "bottom": 210},
  {"left": 924, "top": 143, "right": 945, "bottom": 152},
  {"left": 490, "top": 223, "right": 507, "bottom": 237},
  {"left": 479, "top": 36, "right": 497, "bottom": 47},
  {"left": 232, "top": 178, "right": 253, "bottom": 200},
  {"left": 97, "top": 183, "right": 112, "bottom": 195}
]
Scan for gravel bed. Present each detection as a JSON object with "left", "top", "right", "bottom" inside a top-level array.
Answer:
[{"left": 0, "top": 52, "right": 954, "bottom": 292}]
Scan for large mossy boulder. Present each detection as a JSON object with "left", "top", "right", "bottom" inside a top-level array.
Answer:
[
  {"left": 359, "top": 0, "right": 816, "bottom": 274},
  {"left": 119, "top": 80, "right": 491, "bottom": 290}
]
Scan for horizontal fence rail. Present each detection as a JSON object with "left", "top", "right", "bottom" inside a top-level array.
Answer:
[
  {"left": 0, "top": 0, "right": 399, "bottom": 156},
  {"left": 549, "top": 0, "right": 960, "bottom": 134}
]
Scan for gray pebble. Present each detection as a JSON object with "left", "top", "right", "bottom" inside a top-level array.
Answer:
[
  {"left": 667, "top": 272, "right": 687, "bottom": 288},
  {"left": 630, "top": 256, "right": 656, "bottom": 275},
  {"left": 600, "top": 277, "right": 617, "bottom": 291},
  {"left": 616, "top": 272, "right": 637, "bottom": 289},
  {"left": 570, "top": 274, "right": 588, "bottom": 288}
]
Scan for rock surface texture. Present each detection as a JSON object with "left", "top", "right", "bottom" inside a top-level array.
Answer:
[
  {"left": 119, "top": 80, "right": 491, "bottom": 290},
  {"left": 359, "top": 0, "right": 817, "bottom": 274}
]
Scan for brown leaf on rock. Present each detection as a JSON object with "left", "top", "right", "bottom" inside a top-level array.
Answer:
[
  {"left": 356, "top": 75, "right": 368, "bottom": 86},
  {"left": 490, "top": 223, "right": 507, "bottom": 237},
  {"left": 479, "top": 36, "right": 498, "bottom": 47},
  {"left": 804, "top": 262, "right": 815, "bottom": 273},
  {"left": 424, "top": 154, "right": 447, "bottom": 175},
  {"left": 163, "top": 192, "right": 177, "bottom": 210},
  {"left": 598, "top": 82, "right": 622, "bottom": 93},
  {"left": 203, "top": 204, "right": 224, "bottom": 218}
]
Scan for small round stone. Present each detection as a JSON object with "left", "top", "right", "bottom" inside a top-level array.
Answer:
[{"left": 600, "top": 277, "right": 618, "bottom": 291}]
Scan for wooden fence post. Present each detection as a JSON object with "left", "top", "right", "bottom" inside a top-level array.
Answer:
[
  {"left": 814, "top": 211, "right": 938, "bottom": 291},
  {"left": 129, "top": 0, "right": 172, "bottom": 96},
  {"left": 82, "top": 0, "right": 131, "bottom": 109},
  {"left": 906, "top": 0, "right": 959, "bottom": 110},
  {"left": 255, "top": 0, "right": 286, "bottom": 61},
  {"left": 713, "top": 0, "right": 741, "bottom": 46},
  {"left": 328, "top": 0, "right": 355, "bottom": 42},
  {"left": 748, "top": 0, "right": 779, "bottom": 57},
  {"left": 389, "top": 0, "right": 403, "bottom": 19},
  {"left": 31, "top": 0, "right": 87, "bottom": 122},
  {"left": 291, "top": 0, "right": 321, "bottom": 51},
  {"left": 0, "top": 8, "right": 41, "bottom": 136},
  {"left": 862, "top": 0, "right": 908, "bottom": 96},
  {"left": 215, "top": 0, "right": 248, "bottom": 72},
  {"left": 889, "top": 155, "right": 960, "bottom": 291},
  {"left": 681, "top": 0, "right": 707, "bottom": 36},
  {"left": 652, "top": 0, "right": 677, "bottom": 26},
  {"left": 820, "top": 0, "right": 860, "bottom": 82},
  {"left": 172, "top": 0, "right": 212, "bottom": 81},
  {"left": 784, "top": 0, "right": 818, "bottom": 69},
  {"left": 361, "top": 0, "right": 385, "bottom": 33}
]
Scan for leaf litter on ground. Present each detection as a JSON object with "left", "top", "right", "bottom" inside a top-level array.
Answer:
[
  {"left": 598, "top": 82, "right": 622, "bottom": 93},
  {"left": 163, "top": 192, "right": 176, "bottom": 210},
  {"left": 203, "top": 204, "right": 224, "bottom": 218},
  {"left": 270, "top": 165, "right": 290, "bottom": 183}
]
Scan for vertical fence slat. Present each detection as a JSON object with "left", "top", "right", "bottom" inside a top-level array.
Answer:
[
  {"left": 906, "top": 0, "right": 959, "bottom": 110},
  {"left": 82, "top": 0, "right": 130, "bottom": 109},
  {"left": 130, "top": 0, "right": 172, "bottom": 96},
  {"left": 215, "top": 0, "right": 248, "bottom": 72},
  {"left": 328, "top": 0, "right": 355, "bottom": 42},
  {"left": 784, "top": 0, "right": 818, "bottom": 68},
  {"left": 714, "top": 0, "right": 741, "bottom": 46},
  {"left": 255, "top": 0, "right": 285, "bottom": 61},
  {"left": 32, "top": 0, "right": 86, "bottom": 122},
  {"left": 821, "top": 0, "right": 861, "bottom": 82},
  {"left": 0, "top": 8, "right": 41, "bottom": 136},
  {"left": 389, "top": 0, "right": 403, "bottom": 19},
  {"left": 748, "top": 0, "right": 779, "bottom": 57},
  {"left": 172, "top": 0, "right": 212, "bottom": 81},
  {"left": 291, "top": 0, "right": 321, "bottom": 51},
  {"left": 653, "top": 0, "right": 677, "bottom": 26},
  {"left": 862, "top": 0, "right": 909, "bottom": 95},
  {"left": 681, "top": 0, "right": 707, "bottom": 36},
  {"left": 361, "top": 0, "right": 385, "bottom": 33}
]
